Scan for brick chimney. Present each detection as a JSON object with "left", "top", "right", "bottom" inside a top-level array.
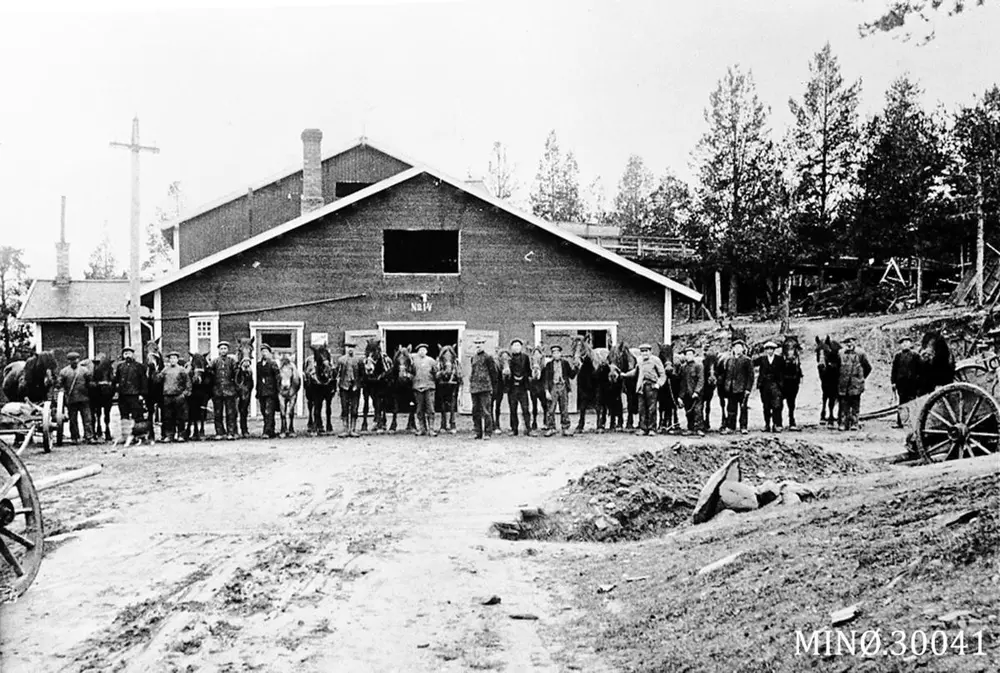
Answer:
[
  {"left": 300, "top": 128, "right": 324, "bottom": 216},
  {"left": 54, "top": 195, "right": 70, "bottom": 287}
]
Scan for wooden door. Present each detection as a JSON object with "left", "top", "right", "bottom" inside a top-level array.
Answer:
[
  {"left": 344, "top": 330, "right": 380, "bottom": 356},
  {"left": 252, "top": 328, "right": 303, "bottom": 416},
  {"left": 460, "top": 329, "right": 499, "bottom": 413}
]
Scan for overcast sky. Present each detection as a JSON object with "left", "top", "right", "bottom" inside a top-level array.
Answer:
[{"left": 1, "top": 0, "right": 998, "bottom": 279}]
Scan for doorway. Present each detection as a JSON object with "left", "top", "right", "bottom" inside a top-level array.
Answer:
[
  {"left": 249, "top": 321, "right": 304, "bottom": 417},
  {"left": 383, "top": 329, "right": 459, "bottom": 359}
]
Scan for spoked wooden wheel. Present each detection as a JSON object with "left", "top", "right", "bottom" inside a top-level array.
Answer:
[
  {"left": 0, "top": 442, "right": 44, "bottom": 599},
  {"left": 916, "top": 383, "right": 1000, "bottom": 464},
  {"left": 954, "top": 363, "right": 988, "bottom": 383}
]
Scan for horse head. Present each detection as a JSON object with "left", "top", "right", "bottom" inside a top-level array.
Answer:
[
  {"left": 657, "top": 343, "right": 674, "bottom": 366},
  {"left": 530, "top": 346, "right": 546, "bottom": 380},
  {"left": 815, "top": 335, "right": 840, "bottom": 370},
  {"left": 437, "top": 344, "right": 458, "bottom": 383},
  {"left": 921, "top": 331, "right": 955, "bottom": 388},
  {"left": 394, "top": 345, "right": 413, "bottom": 381},
  {"left": 497, "top": 349, "right": 512, "bottom": 378},
  {"left": 236, "top": 336, "right": 255, "bottom": 363}
]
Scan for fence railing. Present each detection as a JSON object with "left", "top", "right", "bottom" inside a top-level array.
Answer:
[{"left": 587, "top": 235, "right": 697, "bottom": 260}]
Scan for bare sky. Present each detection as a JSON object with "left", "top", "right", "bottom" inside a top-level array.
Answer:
[{"left": 1, "top": 0, "right": 997, "bottom": 278}]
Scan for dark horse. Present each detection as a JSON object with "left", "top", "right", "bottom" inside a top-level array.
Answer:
[
  {"left": 2, "top": 351, "right": 58, "bottom": 404},
  {"left": 701, "top": 350, "right": 721, "bottom": 431},
  {"left": 570, "top": 335, "right": 605, "bottom": 433},
  {"left": 918, "top": 331, "right": 955, "bottom": 395},
  {"left": 657, "top": 343, "right": 681, "bottom": 433},
  {"left": 185, "top": 352, "right": 212, "bottom": 440},
  {"left": 88, "top": 352, "right": 116, "bottom": 441},
  {"left": 387, "top": 345, "right": 416, "bottom": 433},
  {"left": 493, "top": 349, "right": 511, "bottom": 433},
  {"left": 610, "top": 342, "right": 638, "bottom": 431},
  {"left": 362, "top": 339, "right": 393, "bottom": 433},
  {"left": 815, "top": 336, "right": 841, "bottom": 426},
  {"left": 436, "top": 344, "right": 461, "bottom": 434},
  {"left": 528, "top": 345, "right": 549, "bottom": 431},
  {"left": 304, "top": 344, "right": 336, "bottom": 434}
]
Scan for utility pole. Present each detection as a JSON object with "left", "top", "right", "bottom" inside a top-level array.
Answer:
[{"left": 110, "top": 116, "right": 159, "bottom": 350}]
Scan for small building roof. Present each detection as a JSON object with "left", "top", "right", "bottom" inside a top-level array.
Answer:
[{"left": 17, "top": 279, "right": 133, "bottom": 321}]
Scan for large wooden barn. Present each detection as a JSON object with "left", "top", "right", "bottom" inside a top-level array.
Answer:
[{"left": 144, "top": 131, "right": 702, "bottom": 414}]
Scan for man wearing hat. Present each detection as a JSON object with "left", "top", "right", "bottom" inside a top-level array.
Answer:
[
  {"left": 721, "top": 340, "right": 754, "bottom": 434},
  {"left": 754, "top": 340, "right": 785, "bottom": 432},
  {"left": 890, "top": 336, "right": 921, "bottom": 428},
  {"left": 256, "top": 344, "right": 281, "bottom": 439},
  {"left": 157, "top": 351, "right": 191, "bottom": 442},
  {"left": 469, "top": 337, "right": 499, "bottom": 439},
  {"left": 506, "top": 338, "right": 533, "bottom": 436},
  {"left": 337, "top": 341, "right": 365, "bottom": 438},
  {"left": 209, "top": 341, "right": 239, "bottom": 440},
  {"left": 838, "top": 335, "right": 872, "bottom": 431},
  {"left": 411, "top": 343, "right": 439, "bottom": 437},
  {"left": 542, "top": 344, "right": 578, "bottom": 436},
  {"left": 624, "top": 343, "right": 666, "bottom": 436},
  {"left": 678, "top": 346, "right": 705, "bottom": 436},
  {"left": 114, "top": 345, "right": 147, "bottom": 444},
  {"left": 59, "top": 352, "right": 94, "bottom": 444}
]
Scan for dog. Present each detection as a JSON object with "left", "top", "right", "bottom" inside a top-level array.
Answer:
[{"left": 111, "top": 418, "right": 154, "bottom": 448}]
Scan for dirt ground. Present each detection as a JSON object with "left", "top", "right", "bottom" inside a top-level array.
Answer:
[{"left": 0, "top": 308, "right": 997, "bottom": 672}]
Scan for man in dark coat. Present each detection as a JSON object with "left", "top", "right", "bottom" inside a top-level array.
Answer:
[
  {"left": 256, "top": 344, "right": 281, "bottom": 438},
  {"left": 721, "top": 340, "right": 754, "bottom": 435},
  {"left": 677, "top": 347, "right": 705, "bottom": 436},
  {"left": 754, "top": 341, "right": 785, "bottom": 432},
  {"left": 838, "top": 335, "right": 872, "bottom": 431},
  {"left": 891, "top": 336, "right": 921, "bottom": 428},
  {"left": 469, "top": 338, "right": 499, "bottom": 439},
  {"left": 338, "top": 341, "right": 366, "bottom": 438},
  {"left": 59, "top": 352, "right": 94, "bottom": 444},
  {"left": 209, "top": 341, "right": 239, "bottom": 440},
  {"left": 114, "top": 346, "right": 147, "bottom": 443},
  {"left": 506, "top": 338, "right": 533, "bottom": 436},
  {"left": 542, "top": 344, "right": 578, "bottom": 437},
  {"left": 158, "top": 351, "right": 191, "bottom": 442}
]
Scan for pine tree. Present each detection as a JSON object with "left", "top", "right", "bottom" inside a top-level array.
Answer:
[
  {"left": 530, "top": 130, "right": 584, "bottom": 222},
  {"left": 85, "top": 224, "right": 123, "bottom": 280},
  {"left": 0, "top": 246, "right": 31, "bottom": 360},
  {"left": 143, "top": 181, "right": 182, "bottom": 279},
  {"left": 486, "top": 142, "right": 517, "bottom": 200},
  {"left": 787, "top": 43, "right": 862, "bottom": 262},
  {"left": 693, "top": 65, "right": 793, "bottom": 313},
  {"left": 649, "top": 172, "right": 693, "bottom": 238},
  {"left": 611, "top": 155, "right": 655, "bottom": 236}
]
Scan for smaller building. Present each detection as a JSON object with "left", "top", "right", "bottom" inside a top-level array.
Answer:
[{"left": 17, "top": 279, "right": 151, "bottom": 365}]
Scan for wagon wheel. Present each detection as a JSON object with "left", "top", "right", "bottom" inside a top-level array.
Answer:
[
  {"left": 55, "top": 391, "right": 65, "bottom": 447},
  {"left": 915, "top": 383, "right": 1000, "bottom": 464},
  {"left": 0, "top": 442, "right": 44, "bottom": 599},
  {"left": 954, "top": 362, "right": 988, "bottom": 383},
  {"left": 40, "top": 402, "right": 52, "bottom": 453}
]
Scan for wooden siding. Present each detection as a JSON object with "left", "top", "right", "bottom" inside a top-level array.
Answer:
[
  {"left": 159, "top": 174, "right": 664, "bottom": 355},
  {"left": 178, "top": 144, "right": 411, "bottom": 268},
  {"left": 92, "top": 324, "right": 126, "bottom": 359},
  {"left": 39, "top": 322, "right": 88, "bottom": 367}
]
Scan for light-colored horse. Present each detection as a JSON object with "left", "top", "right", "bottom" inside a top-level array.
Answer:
[
  {"left": 278, "top": 355, "right": 302, "bottom": 437},
  {"left": 436, "top": 344, "right": 460, "bottom": 433}
]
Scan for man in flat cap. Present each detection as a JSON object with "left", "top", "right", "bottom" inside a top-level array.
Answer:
[
  {"left": 624, "top": 343, "right": 666, "bottom": 436},
  {"left": 59, "top": 351, "right": 94, "bottom": 444},
  {"left": 542, "top": 344, "right": 577, "bottom": 436},
  {"left": 754, "top": 340, "right": 785, "bottom": 432},
  {"left": 411, "top": 343, "right": 439, "bottom": 437},
  {"left": 157, "top": 351, "right": 191, "bottom": 442},
  {"left": 838, "top": 335, "right": 872, "bottom": 431},
  {"left": 338, "top": 341, "right": 365, "bottom": 438},
  {"left": 469, "top": 337, "right": 499, "bottom": 439},
  {"left": 256, "top": 344, "right": 281, "bottom": 439},
  {"left": 721, "top": 340, "right": 754, "bottom": 435},
  {"left": 678, "top": 346, "right": 705, "bottom": 436},
  {"left": 890, "top": 335, "right": 921, "bottom": 428},
  {"left": 114, "top": 345, "right": 147, "bottom": 444},
  {"left": 506, "top": 338, "right": 533, "bottom": 436},
  {"left": 209, "top": 341, "right": 239, "bottom": 440}
]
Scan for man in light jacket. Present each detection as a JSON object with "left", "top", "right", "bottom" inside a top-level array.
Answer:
[{"left": 624, "top": 343, "right": 666, "bottom": 437}]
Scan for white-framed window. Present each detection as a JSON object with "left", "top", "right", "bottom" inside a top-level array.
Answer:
[{"left": 189, "top": 311, "right": 219, "bottom": 357}]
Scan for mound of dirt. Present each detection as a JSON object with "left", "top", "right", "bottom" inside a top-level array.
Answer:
[{"left": 496, "top": 437, "right": 878, "bottom": 543}]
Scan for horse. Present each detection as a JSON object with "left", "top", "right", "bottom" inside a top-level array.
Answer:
[
  {"left": 185, "top": 352, "right": 212, "bottom": 440},
  {"left": 815, "top": 336, "right": 841, "bottom": 426},
  {"left": 918, "top": 331, "right": 955, "bottom": 395},
  {"left": 436, "top": 344, "right": 461, "bottom": 434},
  {"left": 304, "top": 344, "right": 337, "bottom": 434},
  {"left": 610, "top": 341, "right": 638, "bottom": 431},
  {"left": 236, "top": 336, "right": 255, "bottom": 363},
  {"left": 88, "top": 352, "right": 116, "bottom": 441},
  {"left": 362, "top": 339, "right": 393, "bottom": 433},
  {"left": 594, "top": 347, "right": 622, "bottom": 432},
  {"left": 701, "top": 350, "right": 721, "bottom": 431},
  {"left": 491, "top": 349, "right": 512, "bottom": 433},
  {"left": 2, "top": 350, "right": 58, "bottom": 404},
  {"left": 528, "top": 345, "right": 549, "bottom": 431},
  {"left": 570, "top": 335, "right": 605, "bottom": 433},
  {"left": 278, "top": 355, "right": 302, "bottom": 437},
  {"left": 387, "top": 345, "right": 416, "bottom": 433},
  {"left": 144, "top": 341, "right": 164, "bottom": 441},
  {"left": 657, "top": 343, "right": 681, "bottom": 433}
]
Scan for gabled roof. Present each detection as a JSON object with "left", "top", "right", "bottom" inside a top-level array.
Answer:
[
  {"left": 159, "top": 136, "right": 418, "bottom": 231},
  {"left": 142, "top": 163, "right": 702, "bottom": 302},
  {"left": 18, "top": 279, "right": 132, "bottom": 321}
]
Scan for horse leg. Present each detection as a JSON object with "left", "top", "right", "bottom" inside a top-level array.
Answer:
[{"left": 361, "top": 390, "right": 370, "bottom": 432}]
